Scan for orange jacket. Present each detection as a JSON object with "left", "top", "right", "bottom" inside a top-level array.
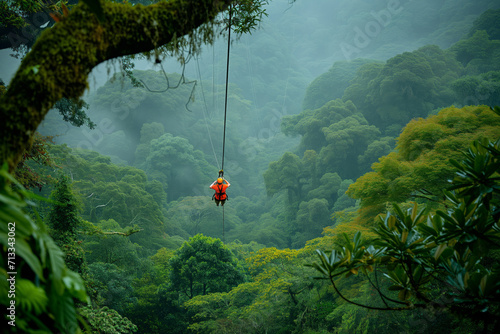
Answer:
[{"left": 210, "top": 180, "right": 230, "bottom": 200}]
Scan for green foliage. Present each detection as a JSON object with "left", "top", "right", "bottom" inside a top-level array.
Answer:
[
  {"left": 282, "top": 99, "right": 358, "bottom": 153},
  {"left": 451, "top": 71, "right": 500, "bottom": 107},
  {"left": 48, "top": 145, "right": 169, "bottom": 252},
  {"left": 168, "top": 234, "right": 245, "bottom": 299},
  {"left": 227, "top": 212, "right": 289, "bottom": 249},
  {"left": 318, "top": 113, "right": 380, "bottom": 179},
  {"left": 164, "top": 196, "right": 242, "bottom": 240},
  {"left": 469, "top": 9, "right": 500, "bottom": 40},
  {"left": 139, "top": 122, "right": 165, "bottom": 145},
  {"left": 293, "top": 198, "right": 331, "bottom": 248},
  {"left": 80, "top": 305, "right": 138, "bottom": 334},
  {"left": 263, "top": 151, "right": 303, "bottom": 201},
  {"left": 281, "top": 99, "right": 382, "bottom": 180},
  {"left": 123, "top": 248, "right": 176, "bottom": 333},
  {"left": 332, "top": 179, "right": 357, "bottom": 213},
  {"left": 84, "top": 223, "right": 140, "bottom": 268},
  {"left": 448, "top": 139, "right": 500, "bottom": 212},
  {"left": 357, "top": 137, "right": 394, "bottom": 175},
  {"left": 80, "top": 0, "right": 105, "bottom": 23},
  {"left": 0, "top": 164, "right": 88, "bottom": 333},
  {"left": 4, "top": 3, "right": 500, "bottom": 333},
  {"left": 348, "top": 45, "right": 462, "bottom": 130},
  {"left": 230, "top": 0, "right": 271, "bottom": 35},
  {"left": 309, "top": 138, "right": 500, "bottom": 329},
  {"left": 49, "top": 174, "right": 81, "bottom": 242},
  {"left": 14, "top": 132, "right": 56, "bottom": 190},
  {"left": 0, "top": 0, "right": 58, "bottom": 55},
  {"left": 348, "top": 105, "right": 500, "bottom": 212},
  {"left": 342, "top": 62, "right": 384, "bottom": 124},
  {"left": 306, "top": 172, "right": 341, "bottom": 204},
  {"left": 134, "top": 122, "right": 166, "bottom": 169},
  {"left": 54, "top": 97, "right": 96, "bottom": 129},
  {"left": 125, "top": 235, "right": 247, "bottom": 333},
  {"left": 146, "top": 133, "right": 213, "bottom": 202},
  {"left": 88, "top": 262, "right": 134, "bottom": 313},
  {"left": 302, "top": 59, "right": 380, "bottom": 110},
  {"left": 0, "top": 0, "right": 269, "bottom": 173},
  {"left": 450, "top": 30, "right": 500, "bottom": 74},
  {"left": 184, "top": 246, "right": 322, "bottom": 334}
]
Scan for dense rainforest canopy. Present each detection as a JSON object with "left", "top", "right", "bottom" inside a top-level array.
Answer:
[{"left": 1, "top": 0, "right": 500, "bottom": 333}]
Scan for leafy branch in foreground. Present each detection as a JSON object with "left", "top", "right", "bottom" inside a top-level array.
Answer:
[
  {"left": 0, "top": 164, "right": 88, "bottom": 333},
  {"left": 308, "top": 138, "right": 500, "bottom": 329}
]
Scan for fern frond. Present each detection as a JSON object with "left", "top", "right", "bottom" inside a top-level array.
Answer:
[
  {"left": 50, "top": 294, "right": 78, "bottom": 333},
  {"left": 16, "top": 279, "right": 48, "bottom": 314}
]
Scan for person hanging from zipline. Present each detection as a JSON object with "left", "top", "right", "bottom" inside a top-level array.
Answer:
[{"left": 210, "top": 170, "right": 230, "bottom": 206}]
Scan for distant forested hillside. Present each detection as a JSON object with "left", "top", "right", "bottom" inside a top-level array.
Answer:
[{"left": 268, "top": 7, "right": 500, "bottom": 247}]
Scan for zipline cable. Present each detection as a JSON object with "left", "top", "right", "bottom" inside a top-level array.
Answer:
[
  {"left": 221, "top": 4, "right": 233, "bottom": 244},
  {"left": 221, "top": 4, "right": 232, "bottom": 172}
]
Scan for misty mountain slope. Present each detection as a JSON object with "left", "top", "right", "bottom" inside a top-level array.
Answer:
[{"left": 260, "top": 6, "right": 500, "bottom": 248}]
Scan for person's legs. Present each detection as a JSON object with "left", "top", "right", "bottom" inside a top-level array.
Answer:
[
  {"left": 221, "top": 200, "right": 225, "bottom": 206},
  {"left": 215, "top": 199, "right": 220, "bottom": 206}
]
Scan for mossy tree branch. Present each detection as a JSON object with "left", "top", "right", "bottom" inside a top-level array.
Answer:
[{"left": 0, "top": 0, "right": 232, "bottom": 171}]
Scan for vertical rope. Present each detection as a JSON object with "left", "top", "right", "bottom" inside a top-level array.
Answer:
[
  {"left": 221, "top": 4, "right": 232, "bottom": 171},
  {"left": 220, "top": 5, "right": 232, "bottom": 245}
]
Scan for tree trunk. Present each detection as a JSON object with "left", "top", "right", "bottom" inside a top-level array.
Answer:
[{"left": 0, "top": 0, "right": 231, "bottom": 171}]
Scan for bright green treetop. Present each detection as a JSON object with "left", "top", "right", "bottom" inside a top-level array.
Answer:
[
  {"left": 348, "top": 105, "right": 500, "bottom": 212},
  {"left": 168, "top": 234, "right": 244, "bottom": 299}
]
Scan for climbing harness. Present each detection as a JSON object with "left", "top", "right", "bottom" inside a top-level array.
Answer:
[{"left": 211, "top": 170, "right": 229, "bottom": 202}]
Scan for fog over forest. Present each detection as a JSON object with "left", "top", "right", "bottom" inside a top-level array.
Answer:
[{"left": 1, "top": 0, "right": 500, "bottom": 333}]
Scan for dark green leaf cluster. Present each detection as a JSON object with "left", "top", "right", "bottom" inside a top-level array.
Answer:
[
  {"left": 79, "top": 305, "right": 138, "bottom": 334},
  {"left": 343, "top": 45, "right": 462, "bottom": 131},
  {"left": 168, "top": 234, "right": 245, "bottom": 299},
  {"left": 229, "top": 1, "right": 270, "bottom": 35},
  {"left": 469, "top": 9, "right": 500, "bottom": 40},
  {"left": 54, "top": 97, "right": 96, "bottom": 129},
  {"left": 309, "top": 138, "right": 500, "bottom": 326},
  {"left": 49, "top": 175, "right": 81, "bottom": 240},
  {"left": 0, "top": 164, "right": 88, "bottom": 333}
]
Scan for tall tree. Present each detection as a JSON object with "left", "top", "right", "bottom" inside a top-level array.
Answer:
[
  {"left": 293, "top": 198, "right": 330, "bottom": 248},
  {"left": 263, "top": 151, "right": 304, "bottom": 205},
  {"left": 48, "top": 174, "right": 85, "bottom": 273},
  {"left": 168, "top": 234, "right": 244, "bottom": 299},
  {"left": 48, "top": 176, "right": 139, "bottom": 333},
  {"left": 146, "top": 133, "right": 212, "bottom": 202}
]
